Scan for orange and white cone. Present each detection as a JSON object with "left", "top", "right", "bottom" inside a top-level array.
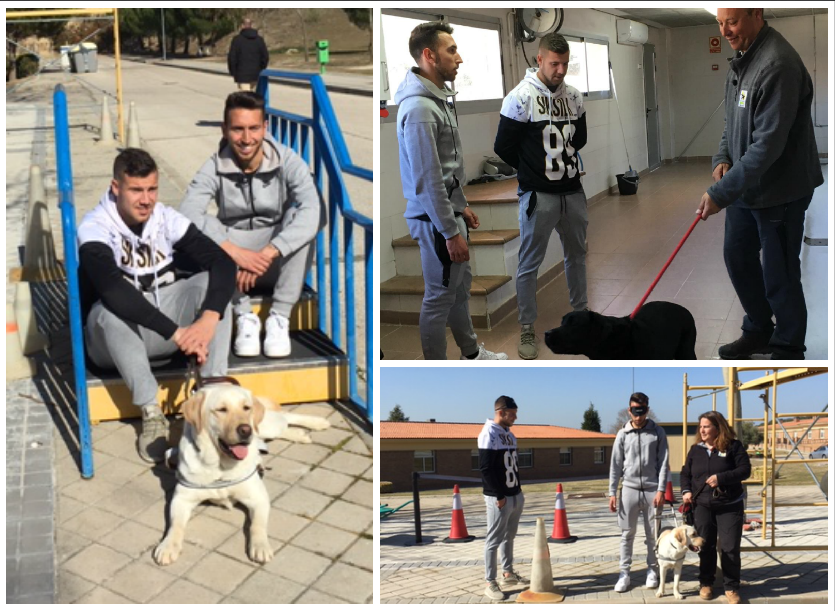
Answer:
[
  {"left": 517, "top": 517, "right": 565, "bottom": 603},
  {"left": 548, "top": 483, "right": 578, "bottom": 543},
  {"left": 665, "top": 472, "right": 676, "bottom": 505},
  {"left": 444, "top": 484, "right": 475, "bottom": 543}
]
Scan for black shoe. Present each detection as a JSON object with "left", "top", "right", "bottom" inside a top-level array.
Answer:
[
  {"left": 770, "top": 350, "right": 805, "bottom": 360},
  {"left": 718, "top": 334, "right": 772, "bottom": 359}
]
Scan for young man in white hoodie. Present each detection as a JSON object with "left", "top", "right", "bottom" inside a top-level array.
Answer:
[
  {"left": 395, "top": 21, "right": 506, "bottom": 360},
  {"left": 78, "top": 149, "right": 236, "bottom": 463},
  {"left": 494, "top": 33, "right": 589, "bottom": 360}
]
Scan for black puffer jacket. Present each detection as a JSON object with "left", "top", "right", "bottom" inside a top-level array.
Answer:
[
  {"left": 680, "top": 439, "right": 751, "bottom": 508},
  {"left": 227, "top": 28, "right": 269, "bottom": 83}
]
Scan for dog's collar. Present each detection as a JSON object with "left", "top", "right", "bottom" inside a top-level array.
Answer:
[{"left": 176, "top": 464, "right": 263, "bottom": 490}]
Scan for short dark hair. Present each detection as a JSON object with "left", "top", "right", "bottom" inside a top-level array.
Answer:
[
  {"left": 629, "top": 392, "right": 649, "bottom": 406},
  {"left": 539, "top": 32, "right": 569, "bottom": 55},
  {"left": 408, "top": 21, "right": 453, "bottom": 63},
  {"left": 113, "top": 148, "right": 157, "bottom": 180},
  {"left": 495, "top": 395, "right": 518, "bottom": 411},
  {"left": 223, "top": 90, "right": 266, "bottom": 124}
]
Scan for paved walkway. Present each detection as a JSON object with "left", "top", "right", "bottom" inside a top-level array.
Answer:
[
  {"left": 6, "top": 68, "right": 372, "bottom": 604},
  {"left": 380, "top": 487, "right": 828, "bottom": 604}
]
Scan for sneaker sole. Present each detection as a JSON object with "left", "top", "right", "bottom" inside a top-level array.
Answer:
[
  {"left": 234, "top": 346, "right": 261, "bottom": 358},
  {"left": 519, "top": 351, "right": 538, "bottom": 360},
  {"left": 264, "top": 347, "right": 291, "bottom": 358}
]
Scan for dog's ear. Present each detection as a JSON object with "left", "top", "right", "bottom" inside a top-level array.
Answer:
[
  {"left": 181, "top": 390, "right": 208, "bottom": 434},
  {"left": 674, "top": 527, "right": 687, "bottom": 547},
  {"left": 252, "top": 396, "right": 274, "bottom": 432}
]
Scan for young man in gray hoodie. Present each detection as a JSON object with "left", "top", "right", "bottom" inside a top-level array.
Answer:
[
  {"left": 180, "top": 91, "right": 321, "bottom": 359},
  {"left": 696, "top": 9, "right": 823, "bottom": 360},
  {"left": 608, "top": 392, "right": 669, "bottom": 593},
  {"left": 395, "top": 21, "right": 506, "bottom": 360}
]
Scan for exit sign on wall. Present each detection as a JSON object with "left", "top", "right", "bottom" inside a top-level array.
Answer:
[{"left": 709, "top": 36, "right": 722, "bottom": 53}]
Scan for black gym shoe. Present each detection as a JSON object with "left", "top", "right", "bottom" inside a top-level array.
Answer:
[
  {"left": 770, "top": 350, "right": 805, "bottom": 360},
  {"left": 718, "top": 334, "right": 772, "bottom": 359}
]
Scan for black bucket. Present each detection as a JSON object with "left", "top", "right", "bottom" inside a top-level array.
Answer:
[{"left": 616, "top": 173, "right": 639, "bottom": 195}]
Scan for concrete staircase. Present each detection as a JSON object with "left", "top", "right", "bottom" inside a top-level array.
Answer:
[
  {"left": 381, "top": 180, "right": 566, "bottom": 329},
  {"left": 84, "top": 288, "right": 348, "bottom": 422}
]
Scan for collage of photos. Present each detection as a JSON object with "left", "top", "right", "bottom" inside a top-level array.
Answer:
[{"left": 3, "top": 5, "right": 831, "bottom": 607}]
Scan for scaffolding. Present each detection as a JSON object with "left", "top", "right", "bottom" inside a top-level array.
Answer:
[
  {"left": 6, "top": 8, "right": 125, "bottom": 142},
  {"left": 682, "top": 367, "right": 827, "bottom": 552}
]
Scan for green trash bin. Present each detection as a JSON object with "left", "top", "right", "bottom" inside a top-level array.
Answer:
[
  {"left": 316, "top": 40, "right": 329, "bottom": 74},
  {"left": 69, "top": 42, "right": 98, "bottom": 73}
]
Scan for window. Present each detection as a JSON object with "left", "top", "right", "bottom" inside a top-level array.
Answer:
[
  {"left": 594, "top": 447, "right": 605, "bottom": 464},
  {"left": 563, "top": 35, "right": 611, "bottom": 101},
  {"left": 381, "top": 9, "right": 504, "bottom": 117},
  {"left": 820, "top": 429, "right": 825, "bottom": 439},
  {"left": 471, "top": 450, "right": 480, "bottom": 471},
  {"left": 518, "top": 448, "right": 533, "bottom": 468},
  {"left": 414, "top": 450, "right": 435, "bottom": 473},
  {"left": 560, "top": 447, "right": 572, "bottom": 466}
]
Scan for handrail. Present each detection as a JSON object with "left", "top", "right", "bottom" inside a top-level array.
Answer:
[
  {"left": 257, "top": 69, "right": 373, "bottom": 418},
  {"left": 53, "top": 85, "right": 94, "bottom": 478}
]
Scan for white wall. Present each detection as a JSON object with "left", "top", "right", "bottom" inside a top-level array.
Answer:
[
  {"left": 667, "top": 14, "right": 829, "bottom": 158},
  {"left": 381, "top": 8, "right": 659, "bottom": 283}
]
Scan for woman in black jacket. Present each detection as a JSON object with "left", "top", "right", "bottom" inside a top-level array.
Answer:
[{"left": 680, "top": 411, "right": 751, "bottom": 604}]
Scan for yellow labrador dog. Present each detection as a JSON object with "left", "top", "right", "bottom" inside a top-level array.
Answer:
[
  {"left": 153, "top": 384, "right": 330, "bottom": 565},
  {"left": 654, "top": 525, "right": 705, "bottom": 600}
]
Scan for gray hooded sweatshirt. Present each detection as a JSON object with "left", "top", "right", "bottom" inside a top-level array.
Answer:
[
  {"left": 608, "top": 419, "right": 669, "bottom": 498},
  {"left": 179, "top": 133, "right": 321, "bottom": 258},
  {"left": 395, "top": 67, "right": 467, "bottom": 240}
]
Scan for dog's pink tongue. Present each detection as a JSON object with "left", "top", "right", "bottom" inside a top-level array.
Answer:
[{"left": 229, "top": 444, "right": 249, "bottom": 460}]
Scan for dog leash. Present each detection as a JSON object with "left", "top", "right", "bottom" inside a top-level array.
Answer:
[
  {"left": 630, "top": 213, "right": 703, "bottom": 320},
  {"left": 186, "top": 355, "right": 241, "bottom": 395}
]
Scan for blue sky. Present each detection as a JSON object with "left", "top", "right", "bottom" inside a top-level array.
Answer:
[{"left": 380, "top": 367, "right": 829, "bottom": 432}]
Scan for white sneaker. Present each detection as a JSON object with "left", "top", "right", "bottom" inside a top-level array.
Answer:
[
  {"left": 460, "top": 343, "right": 508, "bottom": 360},
  {"left": 264, "top": 313, "right": 291, "bottom": 358},
  {"left": 614, "top": 571, "right": 630, "bottom": 593},
  {"left": 645, "top": 568, "right": 659, "bottom": 589},
  {"left": 234, "top": 312, "right": 261, "bottom": 357}
]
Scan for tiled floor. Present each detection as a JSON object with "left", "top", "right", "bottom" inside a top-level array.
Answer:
[{"left": 381, "top": 161, "right": 828, "bottom": 360}]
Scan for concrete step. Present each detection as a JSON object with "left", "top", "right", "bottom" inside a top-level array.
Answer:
[
  {"left": 380, "top": 274, "right": 513, "bottom": 330},
  {"left": 85, "top": 329, "right": 348, "bottom": 422},
  {"left": 392, "top": 230, "right": 521, "bottom": 277},
  {"left": 460, "top": 180, "right": 519, "bottom": 231}
]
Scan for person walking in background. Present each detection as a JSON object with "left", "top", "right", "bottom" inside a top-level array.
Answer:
[
  {"left": 608, "top": 392, "right": 669, "bottom": 593},
  {"left": 478, "top": 395, "right": 528, "bottom": 600},
  {"left": 680, "top": 411, "right": 751, "bottom": 604},
  {"left": 697, "top": 8, "right": 823, "bottom": 360},
  {"left": 228, "top": 18, "right": 269, "bottom": 91}
]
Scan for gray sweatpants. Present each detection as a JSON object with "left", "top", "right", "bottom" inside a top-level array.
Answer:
[
  {"left": 406, "top": 215, "right": 478, "bottom": 360},
  {"left": 483, "top": 492, "right": 525, "bottom": 582},
  {"left": 85, "top": 272, "right": 232, "bottom": 408},
  {"left": 224, "top": 225, "right": 313, "bottom": 320},
  {"left": 617, "top": 487, "right": 662, "bottom": 573},
  {"left": 517, "top": 189, "right": 588, "bottom": 325}
]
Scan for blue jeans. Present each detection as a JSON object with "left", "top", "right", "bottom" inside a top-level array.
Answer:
[{"left": 723, "top": 195, "right": 812, "bottom": 356}]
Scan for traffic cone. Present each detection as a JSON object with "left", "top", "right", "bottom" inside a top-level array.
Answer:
[
  {"left": 7, "top": 304, "right": 36, "bottom": 381},
  {"left": 14, "top": 282, "right": 48, "bottom": 355},
  {"left": 548, "top": 484, "right": 578, "bottom": 543},
  {"left": 665, "top": 473, "right": 676, "bottom": 505},
  {"left": 443, "top": 485, "right": 475, "bottom": 543},
  {"left": 97, "top": 96, "right": 115, "bottom": 145},
  {"left": 517, "top": 517, "right": 565, "bottom": 603},
  {"left": 22, "top": 165, "right": 61, "bottom": 282},
  {"left": 126, "top": 101, "right": 141, "bottom": 148}
]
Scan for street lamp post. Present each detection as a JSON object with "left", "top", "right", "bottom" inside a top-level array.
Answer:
[{"left": 161, "top": 9, "right": 167, "bottom": 61}]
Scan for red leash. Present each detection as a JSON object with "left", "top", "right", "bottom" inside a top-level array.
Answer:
[{"left": 630, "top": 214, "right": 703, "bottom": 320}]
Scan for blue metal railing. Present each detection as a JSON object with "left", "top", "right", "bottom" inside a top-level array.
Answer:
[
  {"left": 257, "top": 70, "right": 373, "bottom": 418},
  {"left": 54, "top": 85, "right": 94, "bottom": 478}
]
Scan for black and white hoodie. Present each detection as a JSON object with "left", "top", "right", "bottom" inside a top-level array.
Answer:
[
  {"left": 78, "top": 189, "right": 235, "bottom": 339},
  {"left": 494, "top": 67, "right": 587, "bottom": 195},
  {"left": 478, "top": 419, "right": 521, "bottom": 500}
]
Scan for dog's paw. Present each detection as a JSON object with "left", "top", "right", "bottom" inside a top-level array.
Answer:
[
  {"left": 674, "top": 592, "right": 685, "bottom": 600},
  {"left": 153, "top": 540, "right": 181, "bottom": 566},
  {"left": 655, "top": 590, "right": 664, "bottom": 598},
  {"left": 249, "top": 539, "right": 274, "bottom": 564},
  {"left": 304, "top": 416, "right": 331, "bottom": 431}
]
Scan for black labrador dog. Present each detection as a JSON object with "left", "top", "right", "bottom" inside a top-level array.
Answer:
[{"left": 544, "top": 301, "right": 697, "bottom": 360}]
